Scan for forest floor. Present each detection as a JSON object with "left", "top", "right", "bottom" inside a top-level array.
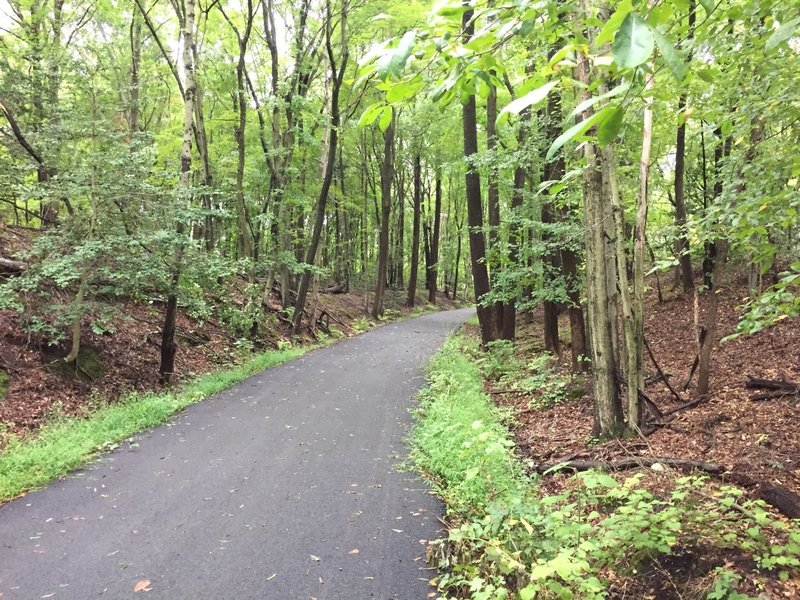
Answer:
[
  {"left": 477, "top": 269, "right": 800, "bottom": 598},
  {"left": 0, "top": 223, "right": 457, "bottom": 437}
]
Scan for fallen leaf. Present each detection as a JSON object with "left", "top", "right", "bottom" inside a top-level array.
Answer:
[{"left": 134, "top": 579, "right": 152, "bottom": 592}]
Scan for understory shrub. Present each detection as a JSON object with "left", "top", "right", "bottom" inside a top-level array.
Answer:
[{"left": 412, "top": 333, "right": 800, "bottom": 600}]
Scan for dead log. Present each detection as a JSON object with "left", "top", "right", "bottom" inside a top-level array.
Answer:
[
  {"left": 536, "top": 456, "right": 725, "bottom": 475},
  {"left": 639, "top": 389, "right": 663, "bottom": 419},
  {"left": 321, "top": 282, "right": 346, "bottom": 294},
  {"left": 745, "top": 375, "right": 799, "bottom": 401},
  {"left": 0, "top": 256, "right": 25, "bottom": 274},
  {"left": 660, "top": 395, "right": 707, "bottom": 418},
  {"left": 754, "top": 484, "right": 800, "bottom": 519}
]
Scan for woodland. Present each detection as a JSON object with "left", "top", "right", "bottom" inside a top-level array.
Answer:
[{"left": 1, "top": 0, "right": 800, "bottom": 597}]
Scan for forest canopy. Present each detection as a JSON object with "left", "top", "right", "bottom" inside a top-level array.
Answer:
[{"left": 0, "top": 0, "right": 799, "bottom": 438}]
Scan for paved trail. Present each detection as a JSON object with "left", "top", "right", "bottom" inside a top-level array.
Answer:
[{"left": 0, "top": 308, "right": 473, "bottom": 600}]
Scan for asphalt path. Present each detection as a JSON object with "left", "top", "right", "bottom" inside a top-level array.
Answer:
[{"left": 0, "top": 308, "right": 474, "bottom": 600}]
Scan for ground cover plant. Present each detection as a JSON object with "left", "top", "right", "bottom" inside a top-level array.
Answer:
[{"left": 413, "top": 332, "right": 800, "bottom": 599}]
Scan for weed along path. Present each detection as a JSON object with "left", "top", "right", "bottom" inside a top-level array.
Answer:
[{"left": 0, "top": 308, "right": 474, "bottom": 599}]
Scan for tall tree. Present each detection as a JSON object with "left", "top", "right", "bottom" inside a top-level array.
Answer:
[
  {"left": 292, "top": 0, "right": 349, "bottom": 332},
  {"left": 372, "top": 110, "right": 395, "bottom": 318}
]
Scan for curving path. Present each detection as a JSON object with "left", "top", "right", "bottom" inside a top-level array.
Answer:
[{"left": 0, "top": 308, "right": 474, "bottom": 599}]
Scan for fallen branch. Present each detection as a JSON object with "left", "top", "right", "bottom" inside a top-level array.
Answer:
[
  {"left": 644, "top": 336, "right": 685, "bottom": 403},
  {"left": 754, "top": 483, "right": 800, "bottom": 519},
  {"left": 745, "top": 375, "right": 799, "bottom": 401},
  {"left": 660, "top": 395, "right": 707, "bottom": 418},
  {"left": 535, "top": 456, "right": 725, "bottom": 475},
  {"left": 0, "top": 256, "right": 25, "bottom": 273}
]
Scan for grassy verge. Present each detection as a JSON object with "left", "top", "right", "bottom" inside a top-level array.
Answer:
[
  {"left": 0, "top": 345, "right": 305, "bottom": 502},
  {"left": 412, "top": 332, "right": 800, "bottom": 600},
  {"left": 0, "top": 303, "right": 457, "bottom": 503}
]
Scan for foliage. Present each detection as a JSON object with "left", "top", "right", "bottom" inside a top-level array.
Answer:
[
  {"left": 411, "top": 334, "right": 526, "bottom": 514},
  {"left": 415, "top": 333, "right": 800, "bottom": 600}
]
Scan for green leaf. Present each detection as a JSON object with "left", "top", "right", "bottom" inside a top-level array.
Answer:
[
  {"left": 652, "top": 28, "right": 685, "bottom": 80},
  {"left": 596, "top": 105, "right": 624, "bottom": 145},
  {"left": 497, "top": 81, "right": 558, "bottom": 125},
  {"left": 519, "top": 586, "right": 536, "bottom": 600},
  {"left": 571, "top": 81, "right": 630, "bottom": 117},
  {"left": 698, "top": 0, "right": 715, "bottom": 15},
  {"left": 378, "top": 106, "right": 393, "bottom": 132},
  {"left": 377, "top": 30, "right": 416, "bottom": 80},
  {"left": 596, "top": 0, "right": 633, "bottom": 47},
  {"left": 612, "top": 13, "right": 655, "bottom": 68},
  {"left": 766, "top": 17, "right": 800, "bottom": 51},
  {"left": 545, "top": 104, "right": 613, "bottom": 162},
  {"left": 357, "top": 102, "right": 384, "bottom": 127},
  {"left": 696, "top": 67, "right": 715, "bottom": 82},
  {"left": 385, "top": 80, "right": 421, "bottom": 104}
]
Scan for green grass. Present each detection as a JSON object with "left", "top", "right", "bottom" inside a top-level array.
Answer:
[
  {"left": 0, "top": 301, "right": 456, "bottom": 503},
  {"left": 411, "top": 333, "right": 527, "bottom": 514},
  {"left": 413, "top": 331, "right": 800, "bottom": 600},
  {"left": 0, "top": 345, "right": 305, "bottom": 502}
]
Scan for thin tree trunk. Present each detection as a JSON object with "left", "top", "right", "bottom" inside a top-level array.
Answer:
[
  {"left": 486, "top": 84, "right": 503, "bottom": 332},
  {"left": 160, "top": 0, "right": 196, "bottom": 383},
  {"left": 292, "top": 0, "right": 348, "bottom": 332},
  {"left": 628, "top": 67, "right": 655, "bottom": 429},
  {"left": 372, "top": 111, "right": 395, "bottom": 318},
  {"left": 427, "top": 172, "right": 442, "bottom": 305},
  {"left": 674, "top": 1, "right": 696, "bottom": 293},
  {"left": 697, "top": 118, "right": 764, "bottom": 397},
  {"left": 542, "top": 87, "right": 564, "bottom": 354},
  {"left": 406, "top": 154, "right": 422, "bottom": 307}
]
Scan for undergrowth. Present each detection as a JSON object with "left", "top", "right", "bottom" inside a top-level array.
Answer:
[
  {"left": 412, "top": 332, "right": 800, "bottom": 600},
  {"left": 0, "top": 345, "right": 305, "bottom": 502}
]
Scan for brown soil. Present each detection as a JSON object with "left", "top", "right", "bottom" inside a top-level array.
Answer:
[
  {"left": 504, "top": 275, "right": 800, "bottom": 497},
  {"left": 1, "top": 224, "right": 455, "bottom": 436},
  {"left": 483, "top": 270, "right": 800, "bottom": 598}
]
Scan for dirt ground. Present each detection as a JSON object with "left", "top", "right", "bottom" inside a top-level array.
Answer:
[
  {"left": 0, "top": 223, "right": 455, "bottom": 435},
  {"left": 501, "top": 272, "right": 799, "bottom": 499},
  {"left": 482, "top": 270, "right": 800, "bottom": 598}
]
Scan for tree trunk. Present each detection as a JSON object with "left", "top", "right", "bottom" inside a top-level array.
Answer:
[
  {"left": 292, "top": 0, "right": 348, "bottom": 332},
  {"left": 575, "top": 18, "right": 624, "bottom": 436},
  {"left": 628, "top": 67, "right": 655, "bottom": 429},
  {"left": 486, "top": 84, "right": 503, "bottom": 332},
  {"left": 427, "top": 172, "right": 442, "bottom": 305},
  {"left": 372, "top": 111, "right": 395, "bottom": 318},
  {"left": 160, "top": 0, "right": 196, "bottom": 383},
  {"left": 674, "top": 1, "right": 696, "bottom": 293},
  {"left": 462, "top": 6, "right": 497, "bottom": 346},
  {"left": 406, "top": 154, "right": 422, "bottom": 307},
  {"left": 542, "top": 88, "right": 564, "bottom": 354}
]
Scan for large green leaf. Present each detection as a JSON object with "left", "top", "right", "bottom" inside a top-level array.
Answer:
[
  {"left": 612, "top": 13, "right": 655, "bottom": 68},
  {"left": 545, "top": 105, "right": 613, "bottom": 162},
  {"left": 698, "top": 0, "right": 715, "bottom": 15},
  {"left": 766, "top": 17, "right": 800, "bottom": 51},
  {"left": 378, "top": 106, "right": 393, "bottom": 132},
  {"left": 497, "top": 81, "right": 558, "bottom": 126},
  {"left": 596, "top": 104, "right": 625, "bottom": 146},
  {"left": 357, "top": 102, "right": 384, "bottom": 127},
  {"left": 652, "top": 27, "right": 685, "bottom": 80},
  {"left": 377, "top": 30, "right": 416, "bottom": 80}
]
